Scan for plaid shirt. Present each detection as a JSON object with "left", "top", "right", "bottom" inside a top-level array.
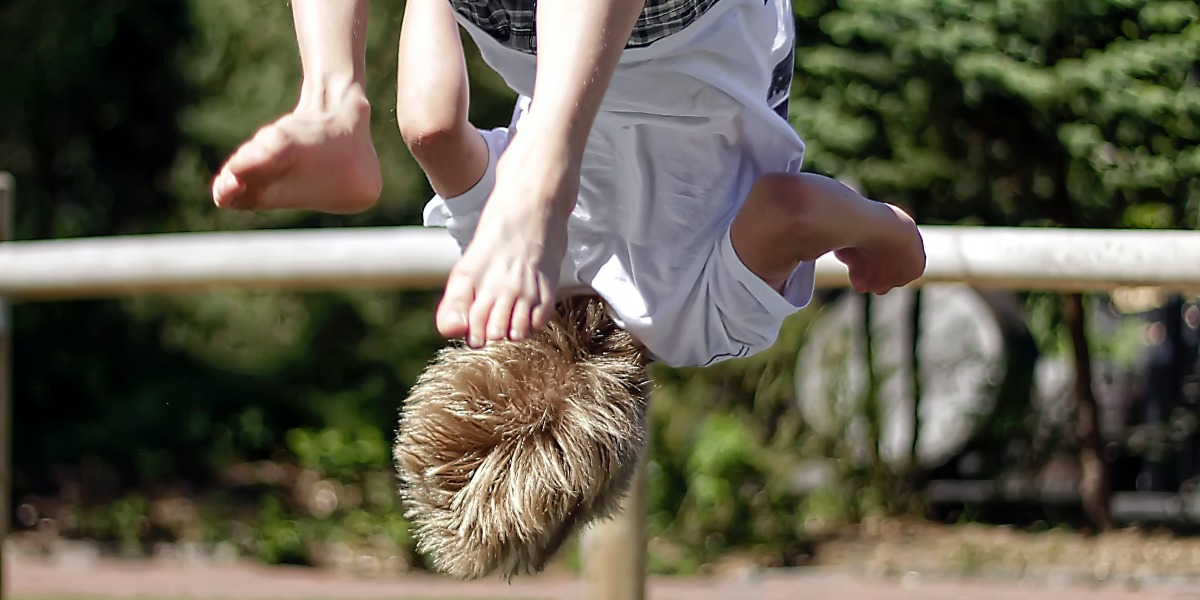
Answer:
[{"left": 451, "top": 0, "right": 725, "bottom": 53}]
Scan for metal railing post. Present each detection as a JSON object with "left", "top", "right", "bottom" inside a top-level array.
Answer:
[
  {"left": 581, "top": 391, "right": 649, "bottom": 600},
  {"left": 0, "top": 172, "right": 14, "bottom": 600}
]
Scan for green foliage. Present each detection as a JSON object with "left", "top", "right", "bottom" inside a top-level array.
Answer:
[
  {"left": 287, "top": 427, "right": 391, "bottom": 482},
  {"left": 0, "top": 0, "right": 513, "bottom": 574},
  {"left": 1025, "top": 292, "right": 1145, "bottom": 368},
  {"left": 3, "top": 0, "right": 460, "bottom": 492},
  {"left": 791, "top": 0, "right": 1200, "bottom": 228},
  {"left": 643, "top": 311, "right": 826, "bottom": 569},
  {"left": 4, "top": 0, "right": 1198, "bottom": 577}
]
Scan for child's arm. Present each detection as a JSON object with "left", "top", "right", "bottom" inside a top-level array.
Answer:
[
  {"left": 434, "top": 0, "right": 647, "bottom": 347},
  {"left": 482, "top": 0, "right": 646, "bottom": 219},
  {"left": 520, "top": 0, "right": 646, "bottom": 166}
]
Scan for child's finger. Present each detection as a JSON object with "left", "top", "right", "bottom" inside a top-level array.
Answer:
[
  {"left": 509, "top": 297, "right": 534, "bottom": 341},
  {"left": 529, "top": 279, "right": 555, "bottom": 332},
  {"left": 467, "top": 292, "right": 495, "bottom": 349},
  {"left": 436, "top": 273, "right": 474, "bottom": 339},
  {"left": 486, "top": 294, "right": 516, "bottom": 342}
]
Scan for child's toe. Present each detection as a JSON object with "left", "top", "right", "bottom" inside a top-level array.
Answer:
[{"left": 211, "top": 170, "right": 244, "bottom": 207}]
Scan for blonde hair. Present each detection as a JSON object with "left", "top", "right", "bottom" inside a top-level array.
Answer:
[{"left": 394, "top": 295, "right": 650, "bottom": 579}]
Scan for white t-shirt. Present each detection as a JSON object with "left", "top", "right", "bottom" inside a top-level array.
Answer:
[{"left": 423, "top": 0, "right": 815, "bottom": 367}]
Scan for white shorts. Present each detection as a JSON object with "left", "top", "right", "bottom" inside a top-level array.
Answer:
[
  {"left": 423, "top": 0, "right": 815, "bottom": 367},
  {"left": 422, "top": 109, "right": 816, "bottom": 368}
]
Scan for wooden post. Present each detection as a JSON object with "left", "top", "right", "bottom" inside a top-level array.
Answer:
[
  {"left": 0, "top": 172, "right": 13, "bottom": 600},
  {"left": 581, "top": 435, "right": 648, "bottom": 600}
]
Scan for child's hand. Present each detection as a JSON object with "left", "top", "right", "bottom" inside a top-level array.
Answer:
[
  {"left": 435, "top": 131, "right": 578, "bottom": 347},
  {"left": 835, "top": 203, "right": 926, "bottom": 295}
]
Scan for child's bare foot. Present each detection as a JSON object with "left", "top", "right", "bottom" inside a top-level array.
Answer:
[
  {"left": 835, "top": 202, "right": 926, "bottom": 294},
  {"left": 434, "top": 134, "right": 575, "bottom": 348},
  {"left": 212, "top": 88, "right": 381, "bottom": 213}
]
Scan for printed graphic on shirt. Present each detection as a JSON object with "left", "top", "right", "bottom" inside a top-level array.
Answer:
[
  {"left": 768, "top": 47, "right": 794, "bottom": 121},
  {"left": 450, "top": 0, "right": 724, "bottom": 53}
]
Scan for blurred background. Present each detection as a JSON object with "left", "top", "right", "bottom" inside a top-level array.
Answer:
[{"left": 2, "top": 0, "right": 1200, "bottom": 593}]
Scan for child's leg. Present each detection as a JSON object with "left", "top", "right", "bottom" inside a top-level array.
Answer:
[
  {"left": 212, "top": 0, "right": 382, "bottom": 213},
  {"left": 730, "top": 173, "right": 926, "bottom": 295},
  {"left": 395, "top": 0, "right": 489, "bottom": 199}
]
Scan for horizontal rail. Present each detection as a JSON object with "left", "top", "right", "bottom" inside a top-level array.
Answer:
[
  {"left": 0, "top": 227, "right": 462, "bottom": 301},
  {"left": 0, "top": 225, "right": 1198, "bottom": 301},
  {"left": 917, "top": 226, "right": 1200, "bottom": 293}
]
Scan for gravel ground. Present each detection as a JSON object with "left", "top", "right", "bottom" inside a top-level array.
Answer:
[
  {"left": 10, "top": 522, "right": 1200, "bottom": 600},
  {"left": 815, "top": 521, "right": 1200, "bottom": 582},
  {"left": 8, "top": 554, "right": 1200, "bottom": 600}
]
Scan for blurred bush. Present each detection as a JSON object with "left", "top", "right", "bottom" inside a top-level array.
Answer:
[{"left": 1, "top": 0, "right": 1197, "bottom": 576}]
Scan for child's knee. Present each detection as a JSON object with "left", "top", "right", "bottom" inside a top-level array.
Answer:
[
  {"left": 397, "top": 109, "right": 472, "bottom": 164},
  {"left": 397, "top": 106, "right": 455, "bottom": 149}
]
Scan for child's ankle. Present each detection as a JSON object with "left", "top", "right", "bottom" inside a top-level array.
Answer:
[{"left": 297, "top": 77, "right": 370, "bottom": 114}]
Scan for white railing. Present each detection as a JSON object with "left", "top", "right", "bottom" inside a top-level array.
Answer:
[
  {"left": 4, "top": 223, "right": 1200, "bottom": 300},
  {"left": 2, "top": 170, "right": 1200, "bottom": 600}
]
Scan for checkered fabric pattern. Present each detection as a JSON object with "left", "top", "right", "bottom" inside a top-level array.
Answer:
[{"left": 450, "top": 0, "right": 725, "bottom": 53}]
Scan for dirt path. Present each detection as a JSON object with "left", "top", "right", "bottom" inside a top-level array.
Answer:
[{"left": 8, "top": 556, "right": 1200, "bottom": 600}]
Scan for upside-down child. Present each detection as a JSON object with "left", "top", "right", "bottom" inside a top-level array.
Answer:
[{"left": 211, "top": 0, "right": 926, "bottom": 369}]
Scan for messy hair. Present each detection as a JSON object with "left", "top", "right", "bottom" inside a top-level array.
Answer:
[{"left": 394, "top": 295, "right": 650, "bottom": 580}]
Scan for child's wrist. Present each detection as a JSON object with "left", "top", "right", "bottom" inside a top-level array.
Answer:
[{"left": 519, "top": 109, "right": 590, "bottom": 162}]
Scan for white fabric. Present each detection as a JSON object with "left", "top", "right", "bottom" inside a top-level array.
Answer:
[{"left": 422, "top": 0, "right": 815, "bottom": 367}]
